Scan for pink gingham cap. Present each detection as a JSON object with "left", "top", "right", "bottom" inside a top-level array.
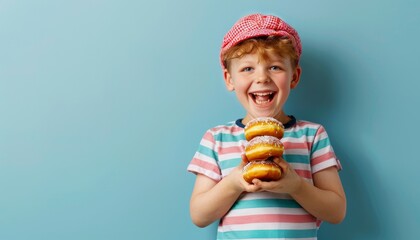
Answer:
[{"left": 220, "top": 13, "right": 302, "bottom": 69}]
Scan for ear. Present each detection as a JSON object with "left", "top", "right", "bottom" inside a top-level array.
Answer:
[
  {"left": 290, "top": 65, "right": 302, "bottom": 89},
  {"left": 223, "top": 69, "right": 235, "bottom": 91}
]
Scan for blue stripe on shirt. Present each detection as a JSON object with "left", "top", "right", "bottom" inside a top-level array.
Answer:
[{"left": 218, "top": 229, "right": 317, "bottom": 239}]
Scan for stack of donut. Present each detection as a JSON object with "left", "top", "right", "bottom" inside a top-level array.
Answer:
[{"left": 242, "top": 117, "right": 285, "bottom": 183}]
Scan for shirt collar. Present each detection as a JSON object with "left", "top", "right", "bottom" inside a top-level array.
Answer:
[{"left": 235, "top": 115, "right": 296, "bottom": 129}]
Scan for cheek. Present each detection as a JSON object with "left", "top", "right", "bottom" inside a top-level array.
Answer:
[
  {"left": 277, "top": 80, "right": 292, "bottom": 90},
  {"left": 232, "top": 79, "right": 249, "bottom": 91}
]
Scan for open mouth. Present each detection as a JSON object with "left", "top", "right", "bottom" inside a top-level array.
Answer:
[{"left": 250, "top": 92, "right": 276, "bottom": 105}]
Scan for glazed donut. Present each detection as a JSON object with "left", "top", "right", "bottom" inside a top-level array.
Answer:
[
  {"left": 244, "top": 117, "right": 284, "bottom": 141},
  {"left": 245, "top": 136, "right": 284, "bottom": 161},
  {"left": 243, "top": 161, "right": 282, "bottom": 183}
]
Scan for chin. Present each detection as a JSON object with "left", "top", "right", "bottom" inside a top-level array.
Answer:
[
  {"left": 246, "top": 102, "right": 283, "bottom": 119},
  {"left": 250, "top": 112, "right": 278, "bottom": 119}
]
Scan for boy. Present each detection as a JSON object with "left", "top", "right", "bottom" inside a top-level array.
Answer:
[{"left": 188, "top": 13, "right": 346, "bottom": 239}]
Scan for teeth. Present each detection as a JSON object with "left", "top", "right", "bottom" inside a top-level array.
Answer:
[
  {"left": 253, "top": 92, "right": 272, "bottom": 96},
  {"left": 252, "top": 92, "right": 273, "bottom": 105},
  {"left": 256, "top": 99, "right": 270, "bottom": 104}
]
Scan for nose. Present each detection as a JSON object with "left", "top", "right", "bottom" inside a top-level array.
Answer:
[{"left": 255, "top": 69, "right": 270, "bottom": 84}]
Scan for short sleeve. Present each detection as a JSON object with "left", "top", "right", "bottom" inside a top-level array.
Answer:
[
  {"left": 187, "top": 130, "right": 222, "bottom": 181},
  {"left": 310, "top": 125, "right": 342, "bottom": 173}
]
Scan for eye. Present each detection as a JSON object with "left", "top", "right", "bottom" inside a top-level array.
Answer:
[
  {"left": 241, "top": 67, "right": 253, "bottom": 72},
  {"left": 270, "top": 65, "right": 283, "bottom": 71}
]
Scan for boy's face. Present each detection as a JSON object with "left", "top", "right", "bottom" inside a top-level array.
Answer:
[{"left": 224, "top": 52, "right": 301, "bottom": 123}]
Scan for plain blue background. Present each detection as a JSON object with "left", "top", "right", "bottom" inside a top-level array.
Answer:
[{"left": 1, "top": 0, "right": 419, "bottom": 239}]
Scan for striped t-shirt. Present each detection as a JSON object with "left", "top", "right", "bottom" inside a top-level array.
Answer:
[{"left": 187, "top": 116, "right": 341, "bottom": 240}]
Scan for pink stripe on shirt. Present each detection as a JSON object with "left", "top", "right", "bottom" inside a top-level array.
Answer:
[
  {"left": 203, "top": 131, "right": 216, "bottom": 143},
  {"left": 283, "top": 142, "right": 309, "bottom": 151},
  {"left": 190, "top": 158, "right": 221, "bottom": 176},
  {"left": 219, "top": 145, "right": 245, "bottom": 155},
  {"left": 222, "top": 214, "right": 316, "bottom": 225},
  {"left": 212, "top": 125, "right": 244, "bottom": 134},
  {"left": 312, "top": 152, "right": 336, "bottom": 165}
]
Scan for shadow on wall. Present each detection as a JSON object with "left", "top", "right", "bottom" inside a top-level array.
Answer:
[
  {"left": 286, "top": 44, "right": 339, "bottom": 122},
  {"left": 288, "top": 45, "right": 387, "bottom": 239},
  {"left": 320, "top": 141, "right": 386, "bottom": 240}
]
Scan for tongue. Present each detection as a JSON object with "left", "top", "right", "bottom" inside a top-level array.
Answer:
[{"left": 255, "top": 95, "right": 270, "bottom": 102}]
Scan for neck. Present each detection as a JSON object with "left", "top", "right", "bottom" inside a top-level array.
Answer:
[{"left": 242, "top": 112, "right": 290, "bottom": 125}]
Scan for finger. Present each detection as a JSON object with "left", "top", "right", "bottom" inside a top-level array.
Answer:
[
  {"left": 251, "top": 178, "right": 275, "bottom": 191},
  {"left": 239, "top": 154, "right": 249, "bottom": 168},
  {"left": 249, "top": 181, "right": 271, "bottom": 193},
  {"left": 273, "top": 157, "right": 289, "bottom": 172},
  {"left": 241, "top": 154, "right": 249, "bottom": 163},
  {"left": 252, "top": 178, "right": 262, "bottom": 186},
  {"left": 273, "top": 156, "right": 284, "bottom": 165},
  {"left": 245, "top": 182, "right": 261, "bottom": 192}
]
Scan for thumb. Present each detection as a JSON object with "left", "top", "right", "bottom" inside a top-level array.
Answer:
[
  {"left": 273, "top": 157, "right": 289, "bottom": 172},
  {"left": 239, "top": 154, "right": 249, "bottom": 168}
]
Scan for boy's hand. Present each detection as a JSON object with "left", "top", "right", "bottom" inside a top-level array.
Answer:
[
  {"left": 228, "top": 154, "right": 263, "bottom": 193},
  {"left": 251, "top": 157, "right": 303, "bottom": 194}
]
